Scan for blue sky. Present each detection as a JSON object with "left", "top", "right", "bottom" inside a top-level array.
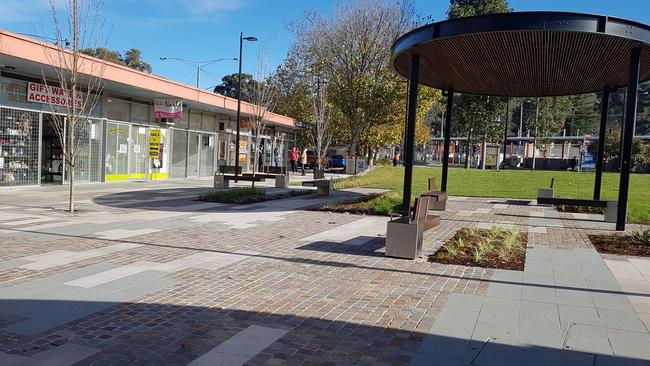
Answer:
[{"left": 2, "top": 0, "right": 649, "bottom": 90}]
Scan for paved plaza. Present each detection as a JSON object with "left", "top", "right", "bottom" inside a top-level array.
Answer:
[{"left": 0, "top": 177, "right": 650, "bottom": 365}]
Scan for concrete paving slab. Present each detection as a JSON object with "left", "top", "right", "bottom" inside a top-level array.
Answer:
[
  {"left": 564, "top": 334, "right": 614, "bottom": 356},
  {"left": 0, "top": 263, "right": 117, "bottom": 298},
  {"left": 433, "top": 308, "right": 480, "bottom": 331},
  {"left": 409, "top": 352, "right": 462, "bottom": 366},
  {"left": 25, "top": 343, "right": 100, "bottom": 366},
  {"left": 597, "top": 309, "right": 648, "bottom": 332},
  {"left": 188, "top": 325, "right": 287, "bottom": 366},
  {"left": 444, "top": 293, "right": 485, "bottom": 312},
  {"left": 606, "top": 329, "right": 650, "bottom": 360},
  {"left": 558, "top": 305, "right": 602, "bottom": 333},
  {"left": 592, "top": 293, "right": 637, "bottom": 312}
]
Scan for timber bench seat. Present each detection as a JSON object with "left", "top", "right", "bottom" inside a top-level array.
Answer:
[
  {"left": 214, "top": 174, "right": 265, "bottom": 189},
  {"left": 242, "top": 173, "right": 278, "bottom": 179},
  {"left": 243, "top": 173, "right": 290, "bottom": 188},
  {"left": 536, "top": 196, "right": 617, "bottom": 223},
  {"left": 414, "top": 195, "right": 441, "bottom": 231},
  {"left": 302, "top": 179, "right": 333, "bottom": 196},
  {"left": 420, "top": 177, "right": 447, "bottom": 211}
]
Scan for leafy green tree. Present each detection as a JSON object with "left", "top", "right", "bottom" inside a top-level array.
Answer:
[
  {"left": 448, "top": 0, "right": 511, "bottom": 19},
  {"left": 524, "top": 97, "right": 572, "bottom": 139},
  {"left": 291, "top": 0, "right": 417, "bottom": 156},
  {"left": 452, "top": 95, "right": 507, "bottom": 168},
  {"left": 81, "top": 48, "right": 121, "bottom": 63},
  {"left": 591, "top": 127, "right": 650, "bottom": 172},
  {"left": 566, "top": 93, "right": 599, "bottom": 136},
  {"left": 80, "top": 47, "right": 152, "bottom": 73},
  {"left": 213, "top": 73, "right": 257, "bottom": 103},
  {"left": 123, "top": 48, "right": 152, "bottom": 73},
  {"left": 445, "top": 0, "right": 511, "bottom": 167}
]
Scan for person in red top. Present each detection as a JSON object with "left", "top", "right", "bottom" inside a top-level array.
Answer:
[{"left": 289, "top": 147, "right": 299, "bottom": 173}]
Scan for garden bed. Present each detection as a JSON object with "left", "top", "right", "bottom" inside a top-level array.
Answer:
[
  {"left": 315, "top": 192, "right": 401, "bottom": 216},
  {"left": 557, "top": 204, "right": 606, "bottom": 214},
  {"left": 588, "top": 228, "right": 650, "bottom": 257},
  {"left": 199, "top": 188, "right": 311, "bottom": 204},
  {"left": 429, "top": 226, "right": 527, "bottom": 270}
]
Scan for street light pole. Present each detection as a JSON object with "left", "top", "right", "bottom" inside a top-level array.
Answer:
[
  {"left": 234, "top": 32, "right": 257, "bottom": 179},
  {"left": 197, "top": 64, "right": 200, "bottom": 89}
]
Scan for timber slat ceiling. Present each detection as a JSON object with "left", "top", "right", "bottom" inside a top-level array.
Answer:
[{"left": 392, "top": 13, "right": 650, "bottom": 97}]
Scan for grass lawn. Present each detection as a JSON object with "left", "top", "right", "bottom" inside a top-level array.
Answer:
[{"left": 334, "top": 166, "right": 650, "bottom": 224}]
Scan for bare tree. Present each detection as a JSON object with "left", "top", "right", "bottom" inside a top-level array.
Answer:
[
  {"left": 312, "top": 78, "right": 332, "bottom": 177},
  {"left": 43, "top": 0, "right": 106, "bottom": 212},
  {"left": 248, "top": 56, "right": 279, "bottom": 188}
]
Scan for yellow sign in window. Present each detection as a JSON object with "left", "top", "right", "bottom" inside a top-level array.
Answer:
[{"left": 149, "top": 130, "right": 161, "bottom": 158}]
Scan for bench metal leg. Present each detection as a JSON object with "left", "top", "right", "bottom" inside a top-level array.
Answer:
[
  {"left": 275, "top": 174, "right": 289, "bottom": 188},
  {"left": 317, "top": 185, "right": 330, "bottom": 196},
  {"left": 605, "top": 201, "right": 618, "bottom": 223},
  {"left": 214, "top": 175, "right": 229, "bottom": 189}
]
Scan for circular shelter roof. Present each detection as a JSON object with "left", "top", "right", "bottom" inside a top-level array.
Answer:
[{"left": 392, "top": 12, "right": 650, "bottom": 97}]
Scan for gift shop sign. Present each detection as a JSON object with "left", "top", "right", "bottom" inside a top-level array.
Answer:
[
  {"left": 27, "top": 82, "right": 83, "bottom": 108},
  {"left": 154, "top": 99, "right": 183, "bottom": 119}
]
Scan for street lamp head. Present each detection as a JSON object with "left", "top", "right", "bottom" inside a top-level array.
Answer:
[
  {"left": 159, "top": 57, "right": 167, "bottom": 60},
  {"left": 243, "top": 36, "right": 257, "bottom": 42}
]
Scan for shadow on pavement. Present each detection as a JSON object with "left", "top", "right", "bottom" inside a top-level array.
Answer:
[{"left": 0, "top": 299, "right": 644, "bottom": 365}]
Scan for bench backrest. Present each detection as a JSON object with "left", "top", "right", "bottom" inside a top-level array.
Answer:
[
  {"left": 218, "top": 165, "right": 243, "bottom": 175},
  {"left": 266, "top": 166, "right": 287, "bottom": 174},
  {"left": 428, "top": 177, "right": 437, "bottom": 191},
  {"left": 413, "top": 196, "right": 431, "bottom": 223}
]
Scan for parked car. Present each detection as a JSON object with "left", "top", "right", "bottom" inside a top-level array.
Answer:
[
  {"left": 306, "top": 151, "right": 330, "bottom": 168},
  {"left": 329, "top": 154, "right": 346, "bottom": 168}
]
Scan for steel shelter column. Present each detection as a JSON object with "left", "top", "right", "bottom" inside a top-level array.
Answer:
[
  {"left": 594, "top": 88, "right": 610, "bottom": 200},
  {"left": 441, "top": 89, "right": 454, "bottom": 192},
  {"left": 617, "top": 49, "right": 641, "bottom": 231},
  {"left": 401, "top": 54, "right": 420, "bottom": 216}
]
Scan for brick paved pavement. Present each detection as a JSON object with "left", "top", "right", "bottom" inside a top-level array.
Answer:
[{"left": 0, "top": 179, "right": 648, "bottom": 365}]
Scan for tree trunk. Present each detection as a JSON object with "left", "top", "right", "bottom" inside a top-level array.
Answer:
[
  {"left": 348, "top": 130, "right": 360, "bottom": 157},
  {"left": 251, "top": 134, "right": 257, "bottom": 188},
  {"left": 68, "top": 149, "right": 75, "bottom": 212},
  {"left": 464, "top": 129, "right": 473, "bottom": 169}
]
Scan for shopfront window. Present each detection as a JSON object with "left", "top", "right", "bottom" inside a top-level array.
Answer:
[
  {"left": 105, "top": 121, "right": 129, "bottom": 181},
  {"left": 69, "top": 118, "right": 103, "bottom": 184},
  {"left": 129, "top": 125, "right": 148, "bottom": 180},
  {"left": 0, "top": 108, "right": 40, "bottom": 186},
  {"left": 199, "top": 133, "right": 215, "bottom": 176},
  {"left": 188, "top": 131, "right": 200, "bottom": 176},
  {"left": 171, "top": 129, "right": 187, "bottom": 178}
]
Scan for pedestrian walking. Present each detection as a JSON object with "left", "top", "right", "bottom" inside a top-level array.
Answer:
[
  {"left": 300, "top": 148, "right": 308, "bottom": 175},
  {"left": 393, "top": 150, "right": 401, "bottom": 166},
  {"left": 290, "top": 147, "right": 298, "bottom": 174}
]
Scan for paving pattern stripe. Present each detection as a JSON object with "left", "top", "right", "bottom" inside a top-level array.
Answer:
[
  {"left": 0, "top": 263, "right": 117, "bottom": 298},
  {"left": 299, "top": 216, "right": 386, "bottom": 243},
  {"left": 65, "top": 251, "right": 253, "bottom": 288},
  {"left": 188, "top": 325, "right": 288, "bottom": 366},
  {"left": 0, "top": 343, "right": 100, "bottom": 366},
  {"left": 17, "top": 244, "right": 142, "bottom": 271},
  {"left": 3, "top": 271, "right": 175, "bottom": 335}
]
